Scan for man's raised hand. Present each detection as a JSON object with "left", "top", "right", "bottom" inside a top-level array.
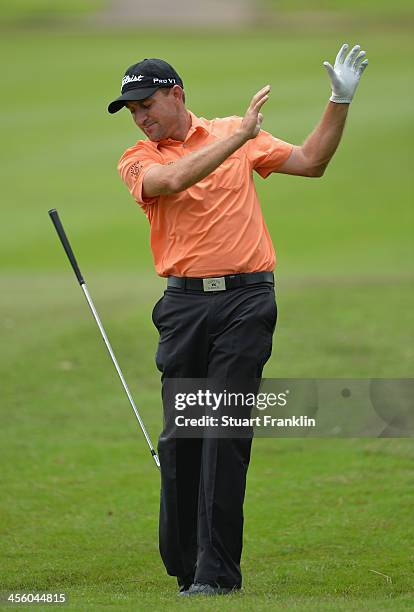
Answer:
[
  {"left": 240, "top": 85, "right": 271, "bottom": 140},
  {"left": 323, "top": 43, "right": 368, "bottom": 104}
]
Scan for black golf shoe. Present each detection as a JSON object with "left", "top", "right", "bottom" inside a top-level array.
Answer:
[
  {"left": 177, "top": 573, "right": 194, "bottom": 595},
  {"left": 179, "top": 582, "right": 237, "bottom": 596}
]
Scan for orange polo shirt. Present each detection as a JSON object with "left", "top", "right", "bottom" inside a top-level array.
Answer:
[{"left": 118, "top": 111, "right": 293, "bottom": 277}]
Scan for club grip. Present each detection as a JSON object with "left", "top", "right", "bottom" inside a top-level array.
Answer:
[{"left": 48, "top": 209, "right": 85, "bottom": 285}]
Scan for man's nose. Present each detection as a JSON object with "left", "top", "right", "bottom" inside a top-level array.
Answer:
[{"left": 134, "top": 107, "right": 147, "bottom": 124}]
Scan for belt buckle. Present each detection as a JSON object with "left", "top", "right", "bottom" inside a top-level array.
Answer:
[{"left": 202, "top": 277, "right": 226, "bottom": 292}]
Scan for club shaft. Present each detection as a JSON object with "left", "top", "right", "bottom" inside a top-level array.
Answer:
[
  {"left": 81, "top": 284, "right": 160, "bottom": 468},
  {"left": 49, "top": 209, "right": 160, "bottom": 469}
]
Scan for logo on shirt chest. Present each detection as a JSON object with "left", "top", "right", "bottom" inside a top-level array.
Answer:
[{"left": 130, "top": 161, "right": 144, "bottom": 178}]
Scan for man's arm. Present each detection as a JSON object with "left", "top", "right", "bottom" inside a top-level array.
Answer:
[
  {"left": 278, "top": 102, "right": 349, "bottom": 178},
  {"left": 143, "top": 86, "right": 271, "bottom": 197},
  {"left": 278, "top": 43, "right": 368, "bottom": 178}
]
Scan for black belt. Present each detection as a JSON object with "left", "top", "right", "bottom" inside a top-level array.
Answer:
[{"left": 167, "top": 271, "right": 274, "bottom": 292}]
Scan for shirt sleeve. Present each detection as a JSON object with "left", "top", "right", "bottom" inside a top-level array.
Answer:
[
  {"left": 117, "top": 143, "right": 161, "bottom": 211},
  {"left": 246, "top": 129, "right": 293, "bottom": 178}
]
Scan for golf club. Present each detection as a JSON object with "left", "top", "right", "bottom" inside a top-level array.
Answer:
[{"left": 48, "top": 208, "right": 160, "bottom": 470}]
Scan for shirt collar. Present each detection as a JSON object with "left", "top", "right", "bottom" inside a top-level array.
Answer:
[{"left": 156, "top": 110, "right": 209, "bottom": 149}]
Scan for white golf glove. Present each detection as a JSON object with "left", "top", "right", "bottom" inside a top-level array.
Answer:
[{"left": 323, "top": 43, "right": 368, "bottom": 104}]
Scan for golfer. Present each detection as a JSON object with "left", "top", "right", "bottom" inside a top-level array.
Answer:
[{"left": 108, "top": 44, "right": 368, "bottom": 596}]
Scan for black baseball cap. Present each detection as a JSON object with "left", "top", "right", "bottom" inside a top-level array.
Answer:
[{"left": 108, "top": 58, "right": 183, "bottom": 114}]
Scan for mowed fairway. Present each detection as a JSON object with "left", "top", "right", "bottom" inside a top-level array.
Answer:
[{"left": 1, "top": 19, "right": 413, "bottom": 611}]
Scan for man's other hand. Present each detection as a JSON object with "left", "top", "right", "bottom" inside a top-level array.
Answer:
[{"left": 239, "top": 85, "right": 271, "bottom": 141}]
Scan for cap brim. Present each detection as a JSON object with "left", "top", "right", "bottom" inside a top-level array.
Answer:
[{"left": 107, "top": 87, "right": 160, "bottom": 114}]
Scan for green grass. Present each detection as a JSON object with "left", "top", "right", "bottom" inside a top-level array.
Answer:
[
  {"left": 1, "top": 273, "right": 413, "bottom": 609},
  {"left": 1, "top": 21, "right": 413, "bottom": 611}
]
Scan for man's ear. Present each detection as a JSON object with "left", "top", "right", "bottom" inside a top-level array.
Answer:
[{"left": 172, "top": 85, "right": 184, "bottom": 103}]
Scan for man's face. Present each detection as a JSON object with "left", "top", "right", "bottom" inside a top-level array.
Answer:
[{"left": 126, "top": 88, "right": 180, "bottom": 141}]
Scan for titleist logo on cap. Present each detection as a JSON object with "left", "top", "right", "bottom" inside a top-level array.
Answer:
[
  {"left": 122, "top": 74, "right": 145, "bottom": 87},
  {"left": 121, "top": 74, "right": 178, "bottom": 88}
]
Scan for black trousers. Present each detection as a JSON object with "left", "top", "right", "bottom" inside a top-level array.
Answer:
[{"left": 152, "top": 281, "right": 277, "bottom": 588}]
